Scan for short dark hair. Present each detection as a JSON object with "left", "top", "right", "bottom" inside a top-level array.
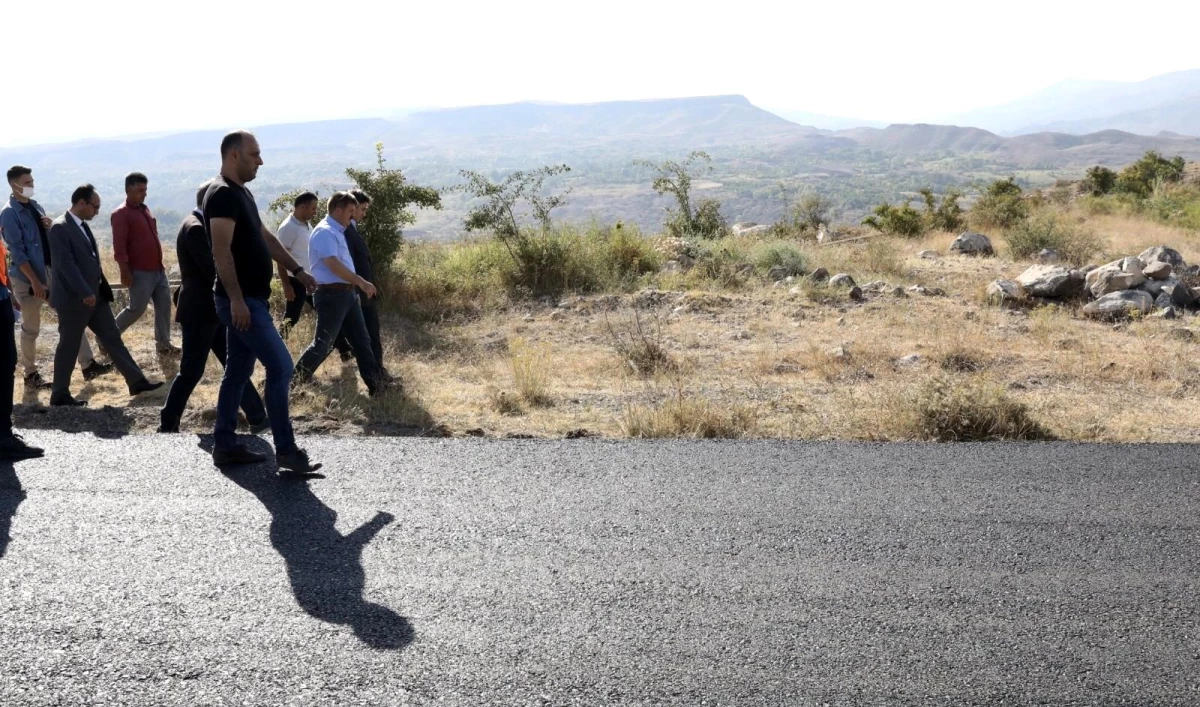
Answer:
[
  {"left": 350, "top": 189, "right": 371, "bottom": 204},
  {"left": 294, "top": 191, "right": 318, "bottom": 208},
  {"left": 196, "top": 179, "right": 214, "bottom": 209},
  {"left": 125, "top": 172, "right": 148, "bottom": 190},
  {"left": 220, "top": 130, "right": 254, "bottom": 159},
  {"left": 70, "top": 184, "right": 97, "bottom": 205},
  {"left": 328, "top": 191, "right": 357, "bottom": 213},
  {"left": 6, "top": 165, "right": 31, "bottom": 183}
]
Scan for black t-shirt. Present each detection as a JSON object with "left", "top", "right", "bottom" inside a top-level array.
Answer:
[{"left": 202, "top": 176, "right": 271, "bottom": 300}]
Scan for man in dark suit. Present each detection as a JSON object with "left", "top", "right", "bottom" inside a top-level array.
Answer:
[
  {"left": 47, "top": 185, "right": 164, "bottom": 407},
  {"left": 332, "top": 190, "right": 394, "bottom": 383},
  {"left": 159, "top": 181, "right": 267, "bottom": 433}
]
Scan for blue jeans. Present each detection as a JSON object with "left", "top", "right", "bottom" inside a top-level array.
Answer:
[{"left": 214, "top": 296, "right": 296, "bottom": 454}]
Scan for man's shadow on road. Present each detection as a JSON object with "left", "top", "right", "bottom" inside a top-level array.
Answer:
[
  {"left": 0, "top": 462, "right": 25, "bottom": 561},
  {"left": 197, "top": 436, "right": 414, "bottom": 651}
]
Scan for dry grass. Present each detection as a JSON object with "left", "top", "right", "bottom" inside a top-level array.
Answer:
[{"left": 18, "top": 218, "right": 1200, "bottom": 443}]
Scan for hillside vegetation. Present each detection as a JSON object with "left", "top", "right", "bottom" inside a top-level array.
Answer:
[{"left": 35, "top": 150, "right": 1200, "bottom": 444}]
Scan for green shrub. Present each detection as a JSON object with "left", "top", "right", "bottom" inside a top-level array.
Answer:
[
  {"left": 970, "top": 177, "right": 1028, "bottom": 230},
  {"left": 752, "top": 242, "right": 809, "bottom": 276},
  {"left": 921, "top": 188, "right": 965, "bottom": 232},
  {"left": 600, "top": 223, "right": 661, "bottom": 279},
  {"left": 1081, "top": 166, "right": 1118, "bottom": 196},
  {"left": 862, "top": 201, "right": 926, "bottom": 238},
  {"left": 1004, "top": 211, "right": 1104, "bottom": 265},
  {"left": 1115, "top": 150, "right": 1186, "bottom": 198}
]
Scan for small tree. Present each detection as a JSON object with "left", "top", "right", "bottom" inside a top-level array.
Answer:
[
  {"left": 638, "top": 151, "right": 728, "bottom": 239},
  {"left": 791, "top": 192, "right": 834, "bottom": 234},
  {"left": 920, "top": 188, "right": 965, "bottom": 232},
  {"left": 970, "top": 177, "right": 1028, "bottom": 230},
  {"left": 1115, "top": 150, "right": 1186, "bottom": 198},
  {"left": 862, "top": 201, "right": 926, "bottom": 238},
  {"left": 459, "top": 165, "right": 574, "bottom": 295},
  {"left": 1081, "top": 166, "right": 1117, "bottom": 196}
]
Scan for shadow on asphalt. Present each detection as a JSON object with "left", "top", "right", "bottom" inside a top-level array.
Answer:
[
  {"left": 11, "top": 403, "right": 134, "bottom": 439},
  {"left": 0, "top": 462, "right": 26, "bottom": 561},
  {"left": 196, "top": 435, "right": 414, "bottom": 651}
]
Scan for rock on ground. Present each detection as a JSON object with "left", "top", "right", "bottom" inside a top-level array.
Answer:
[
  {"left": 1082, "top": 290, "right": 1154, "bottom": 320},
  {"left": 987, "top": 280, "right": 1024, "bottom": 305},
  {"left": 1138, "top": 245, "right": 1187, "bottom": 271},
  {"left": 1086, "top": 257, "right": 1146, "bottom": 298},
  {"left": 949, "top": 231, "right": 994, "bottom": 257},
  {"left": 1016, "top": 264, "right": 1084, "bottom": 298}
]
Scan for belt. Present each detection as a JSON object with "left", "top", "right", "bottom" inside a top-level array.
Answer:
[{"left": 316, "top": 283, "right": 355, "bottom": 291}]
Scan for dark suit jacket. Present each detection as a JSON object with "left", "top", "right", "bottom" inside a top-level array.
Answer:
[
  {"left": 47, "top": 212, "right": 114, "bottom": 312},
  {"left": 175, "top": 211, "right": 218, "bottom": 325}
]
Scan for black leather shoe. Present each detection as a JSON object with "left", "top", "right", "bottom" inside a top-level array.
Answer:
[
  {"left": 276, "top": 448, "right": 322, "bottom": 474},
  {"left": 81, "top": 360, "right": 114, "bottom": 381},
  {"left": 212, "top": 445, "right": 267, "bottom": 465},
  {"left": 157, "top": 417, "right": 180, "bottom": 433},
  {"left": 49, "top": 394, "right": 86, "bottom": 407},
  {"left": 128, "top": 379, "right": 165, "bottom": 396},
  {"left": 23, "top": 371, "right": 52, "bottom": 391},
  {"left": 0, "top": 433, "right": 44, "bottom": 460},
  {"left": 247, "top": 417, "right": 271, "bottom": 435}
]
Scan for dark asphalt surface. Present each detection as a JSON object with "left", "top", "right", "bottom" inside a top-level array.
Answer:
[{"left": 0, "top": 434, "right": 1197, "bottom": 705}]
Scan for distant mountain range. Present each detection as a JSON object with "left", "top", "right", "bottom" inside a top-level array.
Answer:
[
  {"left": 948, "top": 69, "right": 1200, "bottom": 137},
  {"left": 5, "top": 93, "right": 1200, "bottom": 240}
]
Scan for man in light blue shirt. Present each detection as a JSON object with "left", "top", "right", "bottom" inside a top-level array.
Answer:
[{"left": 292, "top": 191, "right": 385, "bottom": 396}]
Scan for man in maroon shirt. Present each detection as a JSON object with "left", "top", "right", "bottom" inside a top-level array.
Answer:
[{"left": 111, "top": 172, "right": 179, "bottom": 355}]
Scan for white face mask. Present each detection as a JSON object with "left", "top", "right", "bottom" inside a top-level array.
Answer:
[{"left": 17, "top": 186, "right": 35, "bottom": 200}]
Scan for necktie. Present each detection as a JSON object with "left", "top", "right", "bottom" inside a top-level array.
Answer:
[{"left": 80, "top": 221, "right": 99, "bottom": 257}]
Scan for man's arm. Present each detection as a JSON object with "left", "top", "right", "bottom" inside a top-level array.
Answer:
[
  {"left": 321, "top": 256, "right": 376, "bottom": 299},
  {"left": 48, "top": 222, "right": 91, "bottom": 303},
  {"left": 111, "top": 209, "right": 133, "bottom": 286},
  {"left": 262, "top": 224, "right": 315, "bottom": 292},
  {"left": 1, "top": 209, "right": 42, "bottom": 294}
]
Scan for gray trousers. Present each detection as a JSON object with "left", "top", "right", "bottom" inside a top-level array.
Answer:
[
  {"left": 53, "top": 302, "right": 145, "bottom": 398},
  {"left": 12, "top": 279, "right": 95, "bottom": 376},
  {"left": 115, "top": 269, "right": 172, "bottom": 346}
]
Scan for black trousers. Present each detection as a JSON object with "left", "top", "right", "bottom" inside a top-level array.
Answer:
[
  {"left": 53, "top": 299, "right": 145, "bottom": 398},
  {"left": 0, "top": 300, "right": 16, "bottom": 437},
  {"left": 279, "top": 275, "right": 315, "bottom": 332},
  {"left": 294, "top": 289, "right": 382, "bottom": 393},
  {"left": 333, "top": 300, "right": 384, "bottom": 368},
  {"left": 161, "top": 318, "right": 267, "bottom": 426}
]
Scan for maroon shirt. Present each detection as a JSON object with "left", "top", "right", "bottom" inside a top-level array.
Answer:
[{"left": 111, "top": 200, "right": 164, "bottom": 272}]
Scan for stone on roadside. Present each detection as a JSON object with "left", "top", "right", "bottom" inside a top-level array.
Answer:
[
  {"left": 808, "top": 268, "right": 830, "bottom": 283},
  {"left": 848, "top": 286, "right": 864, "bottom": 301},
  {"left": 1152, "top": 307, "right": 1178, "bottom": 320},
  {"left": 1016, "top": 264, "right": 1084, "bottom": 298},
  {"left": 767, "top": 265, "right": 792, "bottom": 282},
  {"left": 896, "top": 354, "right": 922, "bottom": 367},
  {"left": 918, "top": 250, "right": 939, "bottom": 260},
  {"left": 1082, "top": 289, "right": 1154, "bottom": 320},
  {"left": 1037, "top": 248, "right": 1062, "bottom": 263},
  {"left": 1144, "top": 261, "right": 1173, "bottom": 281},
  {"left": 829, "top": 273, "right": 857, "bottom": 288},
  {"left": 949, "top": 231, "right": 994, "bottom": 257}
]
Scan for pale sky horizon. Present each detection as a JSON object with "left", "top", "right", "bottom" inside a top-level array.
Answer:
[{"left": 3, "top": 0, "right": 1198, "bottom": 147}]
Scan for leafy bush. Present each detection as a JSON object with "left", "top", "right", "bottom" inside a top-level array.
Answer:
[
  {"left": 921, "top": 188, "right": 965, "bottom": 232},
  {"left": 790, "top": 192, "right": 834, "bottom": 234},
  {"left": 1081, "top": 166, "right": 1118, "bottom": 196},
  {"left": 1004, "top": 211, "right": 1104, "bottom": 265},
  {"left": 598, "top": 223, "right": 662, "bottom": 279},
  {"left": 862, "top": 201, "right": 926, "bottom": 238},
  {"left": 970, "top": 177, "right": 1028, "bottom": 230},
  {"left": 1116, "top": 150, "right": 1186, "bottom": 198},
  {"left": 893, "top": 375, "right": 1053, "bottom": 441},
  {"left": 641, "top": 152, "right": 729, "bottom": 239},
  {"left": 752, "top": 242, "right": 808, "bottom": 276}
]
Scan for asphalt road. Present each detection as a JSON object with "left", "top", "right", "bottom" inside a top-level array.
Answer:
[{"left": 0, "top": 434, "right": 1197, "bottom": 706}]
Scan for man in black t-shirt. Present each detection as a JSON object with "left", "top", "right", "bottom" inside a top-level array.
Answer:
[{"left": 202, "top": 130, "right": 319, "bottom": 474}]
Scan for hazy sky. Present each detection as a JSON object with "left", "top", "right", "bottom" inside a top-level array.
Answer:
[{"left": 3, "top": 0, "right": 1198, "bottom": 146}]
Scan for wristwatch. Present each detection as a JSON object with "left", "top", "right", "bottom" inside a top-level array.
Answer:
[{"left": 292, "top": 266, "right": 306, "bottom": 277}]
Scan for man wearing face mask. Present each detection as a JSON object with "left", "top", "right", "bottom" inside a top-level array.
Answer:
[
  {"left": 46, "top": 185, "right": 164, "bottom": 407},
  {"left": 0, "top": 165, "right": 110, "bottom": 392}
]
